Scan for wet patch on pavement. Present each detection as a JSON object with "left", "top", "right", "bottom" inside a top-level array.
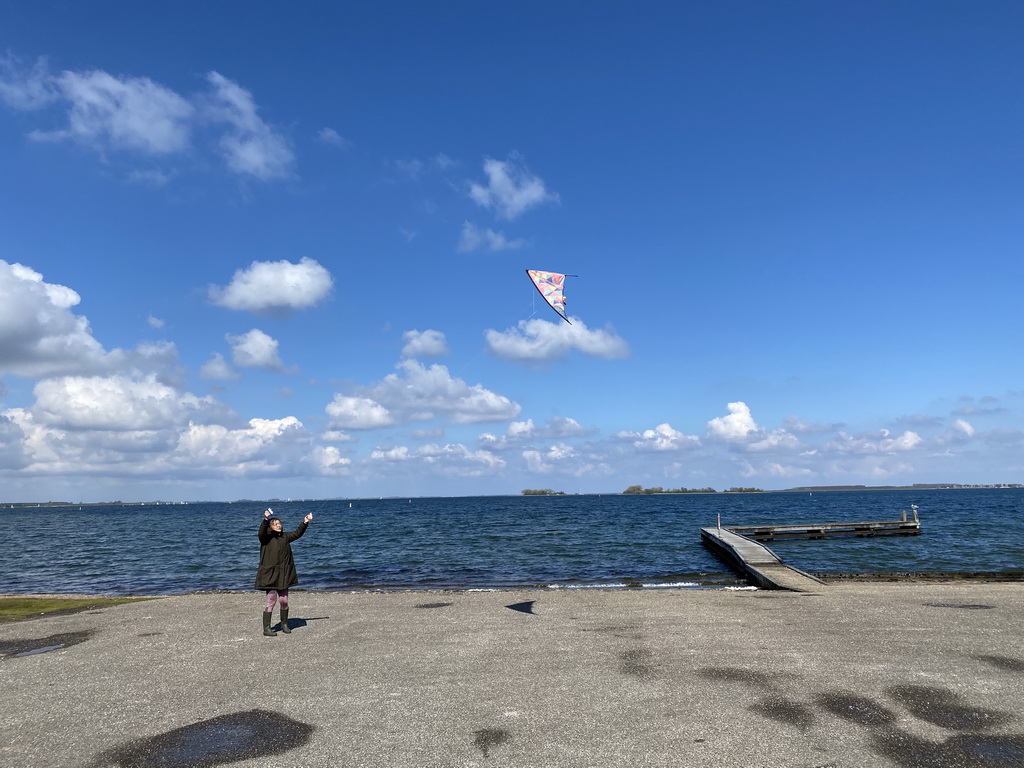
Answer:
[
  {"left": 812, "top": 684, "right": 1024, "bottom": 768},
  {"left": 619, "top": 648, "right": 656, "bottom": 680},
  {"left": 0, "top": 630, "right": 94, "bottom": 659},
  {"left": 974, "top": 654, "right": 1024, "bottom": 673},
  {"left": 89, "top": 709, "right": 314, "bottom": 768},
  {"left": 473, "top": 728, "right": 511, "bottom": 757},
  {"left": 415, "top": 602, "right": 453, "bottom": 609},
  {"left": 887, "top": 685, "right": 1010, "bottom": 731},
  {"left": 923, "top": 602, "right": 995, "bottom": 610},
  {"left": 874, "top": 729, "right": 1024, "bottom": 767},
  {"left": 750, "top": 696, "right": 815, "bottom": 730},
  {"left": 697, "top": 666, "right": 779, "bottom": 691},
  {"left": 815, "top": 692, "right": 897, "bottom": 727}
]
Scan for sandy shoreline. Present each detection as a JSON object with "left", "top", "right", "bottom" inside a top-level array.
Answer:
[{"left": 3, "top": 583, "right": 1023, "bottom": 767}]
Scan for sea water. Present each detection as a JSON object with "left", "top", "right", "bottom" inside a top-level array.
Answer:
[{"left": 4, "top": 488, "right": 1021, "bottom": 595}]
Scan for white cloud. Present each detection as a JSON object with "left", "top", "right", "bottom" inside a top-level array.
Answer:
[
  {"left": 146, "top": 315, "right": 165, "bottom": 329},
  {"left": 485, "top": 317, "right": 630, "bottom": 362},
  {"left": 3, "top": 402, "right": 321, "bottom": 479},
  {"left": 1, "top": 60, "right": 297, "bottom": 182},
  {"left": 209, "top": 257, "right": 333, "bottom": 313},
  {"left": 0, "top": 260, "right": 113, "bottom": 377},
  {"left": 227, "top": 329, "right": 285, "bottom": 371},
  {"left": 0, "top": 54, "right": 59, "bottom": 110},
  {"left": 199, "top": 352, "right": 238, "bottom": 381},
  {"left": 31, "top": 373, "right": 220, "bottom": 431},
  {"left": 468, "top": 155, "right": 559, "bottom": 220},
  {"left": 480, "top": 416, "right": 589, "bottom": 451},
  {"left": 310, "top": 445, "right": 352, "bottom": 475},
  {"left": 325, "top": 395, "right": 395, "bottom": 430},
  {"left": 508, "top": 419, "right": 536, "bottom": 441},
  {"left": 522, "top": 443, "right": 592, "bottom": 476},
  {"left": 704, "top": 402, "right": 805, "bottom": 453},
  {"left": 746, "top": 430, "right": 803, "bottom": 452},
  {"left": 171, "top": 417, "right": 309, "bottom": 474},
  {"left": 394, "top": 153, "right": 456, "bottom": 181},
  {"left": 370, "top": 445, "right": 410, "bottom": 461},
  {"left": 782, "top": 415, "right": 842, "bottom": 434},
  {"left": 203, "top": 71, "right": 294, "bottom": 180},
  {"left": 457, "top": 221, "right": 526, "bottom": 252},
  {"left": 401, "top": 329, "right": 448, "bottom": 359},
  {"left": 824, "top": 429, "right": 924, "bottom": 455},
  {"left": 935, "top": 418, "right": 976, "bottom": 446},
  {"left": 0, "top": 413, "right": 31, "bottom": 469},
  {"left": 317, "top": 127, "right": 351, "bottom": 148},
  {"left": 319, "top": 429, "right": 357, "bottom": 443},
  {"left": 410, "top": 443, "right": 505, "bottom": 476},
  {"left": 365, "top": 359, "right": 521, "bottom": 424},
  {"left": 707, "top": 402, "right": 760, "bottom": 441},
  {"left": 395, "top": 158, "right": 425, "bottom": 180},
  {"left": 624, "top": 423, "right": 701, "bottom": 452},
  {"left": 736, "top": 459, "right": 814, "bottom": 479},
  {"left": 32, "top": 69, "right": 194, "bottom": 154}
]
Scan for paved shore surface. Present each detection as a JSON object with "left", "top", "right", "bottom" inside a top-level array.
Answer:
[{"left": 3, "top": 584, "right": 1024, "bottom": 768}]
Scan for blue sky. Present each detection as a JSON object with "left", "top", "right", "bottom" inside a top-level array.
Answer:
[{"left": 1, "top": 1, "right": 1022, "bottom": 502}]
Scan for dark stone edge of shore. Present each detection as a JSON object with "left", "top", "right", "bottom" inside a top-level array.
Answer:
[
  {"left": 814, "top": 570, "right": 1024, "bottom": 582},
  {"left": 5, "top": 570, "right": 1024, "bottom": 603}
]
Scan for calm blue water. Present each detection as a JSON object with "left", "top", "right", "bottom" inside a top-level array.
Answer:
[{"left": 4, "top": 489, "right": 1022, "bottom": 595}]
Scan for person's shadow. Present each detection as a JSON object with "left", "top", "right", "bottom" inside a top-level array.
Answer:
[{"left": 276, "top": 616, "right": 330, "bottom": 631}]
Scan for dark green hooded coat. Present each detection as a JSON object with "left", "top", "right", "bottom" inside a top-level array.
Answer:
[{"left": 255, "top": 518, "right": 308, "bottom": 591}]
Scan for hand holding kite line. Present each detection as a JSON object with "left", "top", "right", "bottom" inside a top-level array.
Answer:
[
  {"left": 304, "top": 513, "right": 313, "bottom": 524},
  {"left": 526, "top": 269, "right": 576, "bottom": 324},
  {"left": 264, "top": 508, "right": 273, "bottom": 519}
]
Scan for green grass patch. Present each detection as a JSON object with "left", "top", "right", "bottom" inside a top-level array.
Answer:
[{"left": 0, "top": 596, "right": 157, "bottom": 624}]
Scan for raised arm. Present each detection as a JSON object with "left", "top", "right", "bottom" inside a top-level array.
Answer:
[
  {"left": 286, "top": 514, "right": 312, "bottom": 542},
  {"left": 258, "top": 509, "right": 274, "bottom": 543}
]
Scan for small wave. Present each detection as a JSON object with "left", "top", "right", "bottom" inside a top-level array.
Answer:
[
  {"left": 640, "top": 581, "right": 699, "bottom": 588},
  {"left": 546, "top": 583, "right": 629, "bottom": 589}
]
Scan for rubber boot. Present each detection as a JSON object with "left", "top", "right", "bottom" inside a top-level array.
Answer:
[
  {"left": 262, "top": 611, "right": 277, "bottom": 637},
  {"left": 280, "top": 608, "right": 291, "bottom": 633}
]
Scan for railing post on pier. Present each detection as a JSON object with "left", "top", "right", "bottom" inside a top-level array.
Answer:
[{"left": 900, "top": 509, "right": 907, "bottom": 522}]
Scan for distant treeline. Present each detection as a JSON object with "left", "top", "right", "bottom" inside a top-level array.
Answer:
[
  {"left": 521, "top": 489, "right": 567, "bottom": 496},
  {"left": 622, "top": 485, "right": 763, "bottom": 495}
]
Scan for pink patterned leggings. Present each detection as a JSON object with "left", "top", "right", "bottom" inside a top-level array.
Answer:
[{"left": 265, "top": 589, "right": 289, "bottom": 612}]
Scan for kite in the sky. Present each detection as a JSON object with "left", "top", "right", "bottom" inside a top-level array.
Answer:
[{"left": 526, "top": 269, "right": 576, "bottom": 324}]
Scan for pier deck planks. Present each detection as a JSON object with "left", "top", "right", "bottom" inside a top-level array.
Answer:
[
  {"left": 700, "top": 526, "right": 826, "bottom": 592},
  {"left": 726, "top": 519, "right": 921, "bottom": 541}
]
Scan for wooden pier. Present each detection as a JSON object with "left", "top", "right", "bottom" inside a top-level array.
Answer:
[
  {"left": 700, "top": 525, "right": 826, "bottom": 592},
  {"left": 700, "top": 507, "right": 921, "bottom": 592},
  {"left": 725, "top": 506, "right": 921, "bottom": 542}
]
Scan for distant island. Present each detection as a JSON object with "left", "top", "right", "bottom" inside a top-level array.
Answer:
[
  {"left": 3, "top": 483, "right": 1022, "bottom": 508},
  {"left": 622, "top": 485, "right": 760, "bottom": 494}
]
